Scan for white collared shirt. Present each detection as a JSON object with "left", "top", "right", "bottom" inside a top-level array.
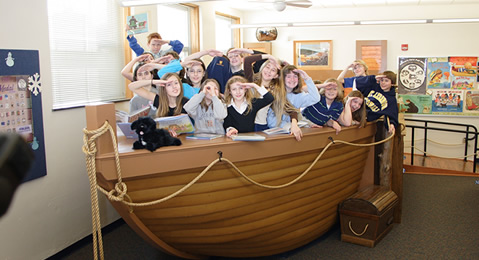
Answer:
[
  {"left": 228, "top": 99, "right": 248, "bottom": 115},
  {"left": 228, "top": 86, "right": 268, "bottom": 115}
]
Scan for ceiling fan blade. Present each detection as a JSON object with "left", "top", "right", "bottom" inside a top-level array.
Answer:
[
  {"left": 286, "top": 3, "right": 312, "bottom": 8},
  {"left": 286, "top": 1, "right": 312, "bottom": 8}
]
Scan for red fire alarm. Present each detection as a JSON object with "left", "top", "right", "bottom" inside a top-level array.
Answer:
[{"left": 401, "top": 44, "right": 408, "bottom": 51}]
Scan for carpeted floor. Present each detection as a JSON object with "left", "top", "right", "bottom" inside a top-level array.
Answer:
[{"left": 49, "top": 173, "right": 479, "bottom": 260}]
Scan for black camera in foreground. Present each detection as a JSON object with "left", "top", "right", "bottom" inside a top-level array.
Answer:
[{"left": 0, "top": 133, "right": 34, "bottom": 217}]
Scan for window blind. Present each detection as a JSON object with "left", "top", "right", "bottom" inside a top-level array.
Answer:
[{"left": 47, "top": 0, "right": 125, "bottom": 110}]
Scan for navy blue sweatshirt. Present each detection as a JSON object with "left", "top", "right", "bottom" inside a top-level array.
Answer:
[{"left": 353, "top": 75, "right": 399, "bottom": 128}]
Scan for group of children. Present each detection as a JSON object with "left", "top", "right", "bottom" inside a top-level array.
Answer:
[{"left": 122, "top": 32, "right": 399, "bottom": 141}]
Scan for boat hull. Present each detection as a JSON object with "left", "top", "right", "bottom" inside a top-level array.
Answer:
[{"left": 87, "top": 103, "right": 376, "bottom": 259}]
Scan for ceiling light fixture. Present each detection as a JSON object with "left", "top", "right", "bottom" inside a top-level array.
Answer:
[
  {"left": 292, "top": 21, "right": 356, "bottom": 26},
  {"left": 432, "top": 18, "right": 479, "bottom": 23},
  {"left": 231, "top": 23, "right": 290, "bottom": 29},
  {"left": 121, "top": 0, "right": 213, "bottom": 7},
  {"left": 360, "top": 19, "right": 428, "bottom": 25}
]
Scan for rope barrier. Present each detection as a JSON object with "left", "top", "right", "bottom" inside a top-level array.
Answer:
[
  {"left": 404, "top": 145, "right": 479, "bottom": 159},
  {"left": 82, "top": 121, "right": 394, "bottom": 259},
  {"left": 403, "top": 138, "right": 464, "bottom": 147}
]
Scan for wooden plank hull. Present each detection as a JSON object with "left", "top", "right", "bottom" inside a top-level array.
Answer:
[{"left": 87, "top": 103, "right": 376, "bottom": 259}]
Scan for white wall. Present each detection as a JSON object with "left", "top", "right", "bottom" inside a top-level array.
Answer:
[
  {"left": 0, "top": 1, "right": 478, "bottom": 260},
  {"left": 0, "top": 1, "right": 119, "bottom": 259}
]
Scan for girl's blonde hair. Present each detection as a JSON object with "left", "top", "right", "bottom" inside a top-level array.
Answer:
[
  {"left": 199, "top": 79, "right": 224, "bottom": 110},
  {"left": 256, "top": 61, "right": 297, "bottom": 125},
  {"left": 354, "top": 59, "right": 369, "bottom": 75},
  {"left": 280, "top": 65, "right": 303, "bottom": 94},
  {"left": 253, "top": 60, "right": 280, "bottom": 92},
  {"left": 320, "top": 78, "right": 344, "bottom": 102},
  {"left": 156, "top": 73, "right": 184, "bottom": 117},
  {"left": 345, "top": 90, "right": 367, "bottom": 128},
  {"left": 270, "top": 83, "right": 299, "bottom": 127},
  {"left": 224, "top": 76, "right": 254, "bottom": 115}
]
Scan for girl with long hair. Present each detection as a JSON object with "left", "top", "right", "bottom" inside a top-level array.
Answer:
[{"left": 223, "top": 76, "right": 273, "bottom": 137}]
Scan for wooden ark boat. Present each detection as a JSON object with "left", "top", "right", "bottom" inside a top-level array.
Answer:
[{"left": 84, "top": 103, "right": 379, "bottom": 259}]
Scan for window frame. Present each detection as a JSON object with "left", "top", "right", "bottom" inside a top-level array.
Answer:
[
  {"left": 215, "top": 11, "right": 241, "bottom": 50},
  {"left": 123, "top": 4, "right": 200, "bottom": 99}
]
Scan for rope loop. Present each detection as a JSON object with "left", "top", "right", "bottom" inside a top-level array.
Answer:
[
  {"left": 348, "top": 221, "right": 369, "bottom": 237},
  {"left": 108, "top": 182, "right": 128, "bottom": 201}
]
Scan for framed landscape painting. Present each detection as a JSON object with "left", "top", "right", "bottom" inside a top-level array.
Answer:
[{"left": 294, "top": 40, "right": 332, "bottom": 70}]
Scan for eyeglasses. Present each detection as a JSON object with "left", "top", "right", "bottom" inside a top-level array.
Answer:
[{"left": 137, "top": 71, "right": 151, "bottom": 77}]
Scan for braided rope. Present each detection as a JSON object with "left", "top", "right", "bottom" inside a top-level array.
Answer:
[{"left": 82, "top": 122, "right": 109, "bottom": 260}]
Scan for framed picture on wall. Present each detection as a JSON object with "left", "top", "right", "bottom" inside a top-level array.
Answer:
[
  {"left": 356, "top": 40, "right": 387, "bottom": 73},
  {"left": 293, "top": 40, "right": 332, "bottom": 70}
]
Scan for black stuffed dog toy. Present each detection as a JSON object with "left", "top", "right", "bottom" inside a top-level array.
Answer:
[{"left": 130, "top": 117, "right": 181, "bottom": 152}]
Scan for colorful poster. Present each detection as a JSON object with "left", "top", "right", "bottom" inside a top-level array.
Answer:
[
  {"left": 449, "top": 56, "right": 477, "bottom": 77},
  {"left": 464, "top": 90, "right": 479, "bottom": 112},
  {"left": 426, "top": 57, "right": 451, "bottom": 89},
  {"left": 127, "top": 13, "right": 148, "bottom": 35},
  {"left": 431, "top": 89, "right": 463, "bottom": 113},
  {"left": 0, "top": 76, "right": 33, "bottom": 141},
  {"left": 398, "top": 57, "right": 427, "bottom": 95},
  {"left": 0, "top": 49, "right": 47, "bottom": 182},
  {"left": 451, "top": 75, "right": 476, "bottom": 89},
  {"left": 398, "top": 94, "right": 432, "bottom": 114}
]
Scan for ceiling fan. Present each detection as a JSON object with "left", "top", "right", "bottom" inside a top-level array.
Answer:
[{"left": 252, "top": 0, "right": 313, "bottom": 12}]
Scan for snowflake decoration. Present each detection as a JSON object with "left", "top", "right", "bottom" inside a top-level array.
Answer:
[{"left": 28, "top": 72, "right": 42, "bottom": 96}]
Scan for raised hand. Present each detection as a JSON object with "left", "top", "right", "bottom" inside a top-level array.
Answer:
[
  {"left": 205, "top": 49, "right": 224, "bottom": 57},
  {"left": 182, "top": 59, "right": 202, "bottom": 68},
  {"left": 317, "top": 81, "right": 337, "bottom": 90},
  {"left": 228, "top": 48, "right": 253, "bottom": 55},
  {"left": 346, "top": 96, "right": 361, "bottom": 104},
  {"left": 152, "top": 79, "right": 174, "bottom": 87},
  {"left": 203, "top": 85, "right": 217, "bottom": 97},
  {"left": 237, "top": 82, "right": 260, "bottom": 90},
  {"left": 152, "top": 55, "right": 172, "bottom": 65},
  {"left": 136, "top": 53, "right": 153, "bottom": 63},
  {"left": 293, "top": 69, "right": 310, "bottom": 80},
  {"left": 375, "top": 74, "right": 387, "bottom": 82}
]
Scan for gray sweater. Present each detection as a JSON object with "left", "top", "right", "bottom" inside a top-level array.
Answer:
[{"left": 184, "top": 92, "right": 227, "bottom": 135}]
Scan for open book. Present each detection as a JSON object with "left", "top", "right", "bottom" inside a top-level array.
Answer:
[
  {"left": 186, "top": 133, "right": 223, "bottom": 140},
  {"left": 263, "top": 126, "right": 289, "bottom": 135},
  {"left": 155, "top": 114, "right": 195, "bottom": 134},
  {"left": 231, "top": 133, "right": 266, "bottom": 141},
  {"left": 116, "top": 106, "right": 151, "bottom": 123},
  {"left": 116, "top": 107, "right": 152, "bottom": 139}
]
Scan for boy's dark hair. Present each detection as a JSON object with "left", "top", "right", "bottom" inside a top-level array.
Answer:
[
  {"left": 184, "top": 58, "right": 207, "bottom": 86},
  {"left": 132, "top": 62, "right": 148, "bottom": 82},
  {"left": 164, "top": 51, "right": 180, "bottom": 60},
  {"left": 381, "top": 71, "right": 397, "bottom": 86}
]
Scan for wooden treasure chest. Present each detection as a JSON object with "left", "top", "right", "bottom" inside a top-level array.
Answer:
[{"left": 339, "top": 185, "right": 398, "bottom": 247}]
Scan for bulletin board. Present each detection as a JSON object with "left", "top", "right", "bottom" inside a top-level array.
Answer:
[
  {"left": 0, "top": 49, "right": 47, "bottom": 181},
  {"left": 397, "top": 56, "right": 479, "bottom": 116}
]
